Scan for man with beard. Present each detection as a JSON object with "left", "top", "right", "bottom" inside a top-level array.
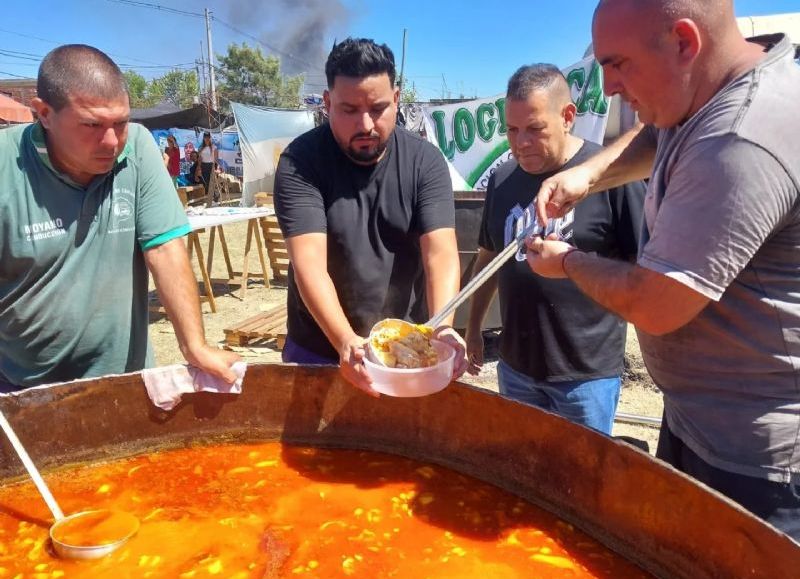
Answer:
[{"left": 274, "top": 38, "right": 467, "bottom": 395}]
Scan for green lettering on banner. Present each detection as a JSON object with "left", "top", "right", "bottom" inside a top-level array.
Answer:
[
  {"left": 476, "top": 103, "right": 497, "bottom": 142},
  {"left": 466, "top": 140, "right": 510, "bottom": 188},
  {"left": 453, "top": 108, "right": 476, "bottom": 153},
  {"left": 495, "top": 98, "right": 507, "bottom": 135},
  {"left": 430, "top": 110, "right": 456, "bottom": 161},
  {"left": 568, "top": 61, "right": 608, "bottom": 116}
]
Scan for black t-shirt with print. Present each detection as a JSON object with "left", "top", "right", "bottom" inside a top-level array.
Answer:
[
  {"left": 478, "top": 141, "right": 645, "bottom": 381},
  {"left": 275, "top": 124, "right": 455, "bottom": 359}
]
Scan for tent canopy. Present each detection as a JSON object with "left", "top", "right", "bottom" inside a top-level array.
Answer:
[
  {"left": 130, "top": 102, "right": 229, "bottom": 130},
  {"left": 0, "top": 94, "right": 33, "bottom": 124}
]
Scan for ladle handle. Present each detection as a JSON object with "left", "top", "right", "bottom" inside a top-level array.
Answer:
[
  {"left": 0, "top": 408, "right": 64, "bottom": 521},
  {"left": 426, "top": 219, "right": 540, "bottom": 329}
]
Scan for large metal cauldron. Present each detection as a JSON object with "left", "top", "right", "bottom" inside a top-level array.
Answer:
[{"left": 0, "top": 364, "right": 798, "bottom": 578}]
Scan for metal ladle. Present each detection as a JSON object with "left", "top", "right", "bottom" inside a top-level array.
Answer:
[
  {"left": 0, "top": 407, "right": 139, "bottom": 559},
  {"left": 368, "top": 218, "right": 543, "bottom": 365}
]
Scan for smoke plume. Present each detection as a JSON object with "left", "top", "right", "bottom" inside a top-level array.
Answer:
[{"left": 226, "top": 0, "right": 352, "bottom": 78}]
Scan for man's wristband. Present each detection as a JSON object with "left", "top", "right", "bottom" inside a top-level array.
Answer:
[{"left": 561, "top": 247, "right": 580, "bottom": 276}]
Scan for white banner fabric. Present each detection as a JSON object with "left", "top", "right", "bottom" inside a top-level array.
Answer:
[{"left": 231, "top": 103, "right": 315, "bottom": 206}]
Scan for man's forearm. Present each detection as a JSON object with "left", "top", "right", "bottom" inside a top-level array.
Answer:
[
  {"left": 561, "top": 251, "right": 709, "bottom": 336},
  {"left": 145, "top": 238, "right": 207, "bottom": 356},
  {"left": 561, "top": 252, "right": 642, "bottom": 323},
  {"left": 424, "top": 260, "right": 460, "bottom": 325},
  {"left": 293, "top": 268, "right": 358, "bottom": 349},
  {"left": 587, "top": 125, "right": 656, "bottom": 193},
  {"left": 421, "top": 230, "right": 461, "bottom": 325}
]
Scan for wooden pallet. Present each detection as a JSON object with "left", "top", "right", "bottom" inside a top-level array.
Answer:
[
  {"left": 254, "top": 193, "right": 290, "bottom": 284},
  {"left": 224, "top": 304, "right": 288, "bottom": 348},
  {"left": 259, "top": 215, "right": 290, "bottom": 283}
]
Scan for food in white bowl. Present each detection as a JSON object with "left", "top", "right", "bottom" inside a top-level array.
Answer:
[
  {"left": 364, "top": 319, "right": 455, "bottom": 397},
  {"left": 368, "top": 318, "right": 437, "bottom": 368}
]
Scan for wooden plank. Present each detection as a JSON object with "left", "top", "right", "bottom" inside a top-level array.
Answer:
[{"left": 223, "top": 304, "right": 288, "bottom": 347}]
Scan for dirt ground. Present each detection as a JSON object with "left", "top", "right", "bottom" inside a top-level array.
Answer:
[{"left": 149, "top": 219, "right": 664, "bottom": 453}]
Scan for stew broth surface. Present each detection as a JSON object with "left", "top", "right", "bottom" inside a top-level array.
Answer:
[{"left": 0, "top": 442, "right": 650, "bottom": 578}]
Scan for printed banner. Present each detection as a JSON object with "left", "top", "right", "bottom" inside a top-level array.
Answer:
[
  {"left": 151, "top": 128, "right": 242, "bottom": 180},
  {"left": 422, "top": 56, "right": 610, "bottom": 190}
]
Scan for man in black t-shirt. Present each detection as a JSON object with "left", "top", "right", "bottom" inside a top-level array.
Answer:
[
  {"left": 274, "top": 38, "right": 468, "bottom": 395},
  {"left": 466, "top": 64, "right": 644, "bottom": 434}
]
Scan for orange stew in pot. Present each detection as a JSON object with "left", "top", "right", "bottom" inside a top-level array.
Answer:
[{"left": 0, "top": 442, "right": 650, "bottom": 578}]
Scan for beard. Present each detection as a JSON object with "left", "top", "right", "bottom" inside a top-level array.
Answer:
[{"left": 345, "top": 132, "right": 388, "bottom": 164}]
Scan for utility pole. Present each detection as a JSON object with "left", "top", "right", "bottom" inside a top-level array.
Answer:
[
  {"left": 194, "top": 59, "right": 203, "bottom": 105},
  {"left": 204, "top": 8, "right": 218, "bottom": 110},
  {"left": 398, "top": 29, "right": 407, "bottom": 95},
  {"left": 197, "top": 41, "right": 206, "bottom": 103}
]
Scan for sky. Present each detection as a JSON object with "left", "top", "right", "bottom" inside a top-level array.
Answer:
[{"left": 1, "top": 0, "right": 797, "bottom": 101}]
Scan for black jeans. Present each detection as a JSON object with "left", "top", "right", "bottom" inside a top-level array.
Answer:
[
  {"left": 657, "top": 418, "right": 800, "bottom": 542},
  {"left": 200, "top": 162, "right": 216, "bottom": 202}
]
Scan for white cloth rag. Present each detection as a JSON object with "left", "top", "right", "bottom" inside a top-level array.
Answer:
[{"left": 142, "top": 361, "right": 247, "bottom": 411}]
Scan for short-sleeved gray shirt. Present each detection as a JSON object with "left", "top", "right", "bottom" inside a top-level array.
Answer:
[
  {"left": 637, "top": 35, "right": 800, "bottom": 483},
  {"left": 0, "top": 122, "right": 190, "bottom": 388}
]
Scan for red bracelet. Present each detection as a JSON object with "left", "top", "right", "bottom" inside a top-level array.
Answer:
[{"left": 561, "top": 247, "right": 580, "bottom": 275}]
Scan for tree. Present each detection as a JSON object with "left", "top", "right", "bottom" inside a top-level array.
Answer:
[
  {"left": 216, "top": 43, "right": 303, "bottom": 110},
  {"left": 123, "top": 69, "right": 198, "bottom": 109},
  {"left": 149, "top": 70, "right": 199, "bottom": 108},
  {"left": 123, "top": 71, "right": 152, "bottom": 108},
  {"left": 397, "top": 75, "right": 417, "bottom": 104}
]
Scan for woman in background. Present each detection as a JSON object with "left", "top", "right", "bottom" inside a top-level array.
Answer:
[
  {"left": 163, "top": 135, "right": 181, "bottom": 188},
  {"left": 197, "top": 132, "right": 219, "bottom": 203}
]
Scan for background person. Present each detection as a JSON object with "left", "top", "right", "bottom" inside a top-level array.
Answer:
[
  {"left": 163, "top": 134, "right": 180, "bottom": 188},
  {"left": 0, "top": 44, "right": 239, "bottom": 392},
  {"left": 466, "top": 64, "right": 644, "bottom": 435},
  {"left": 197, "top": 131, "right": 218, "bottom": 204},
  {"left": 274, "top": 37, "right": 467, "bottom": 395},
  {"left": 528, "top": 0, "right": 800, "bottom": 539}
]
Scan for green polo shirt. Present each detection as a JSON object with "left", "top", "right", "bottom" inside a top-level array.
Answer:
[{"left": 0, "top": 122, "right": 190, "bottom": 388}]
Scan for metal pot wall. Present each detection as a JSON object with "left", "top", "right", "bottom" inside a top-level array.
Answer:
[{"left": 0, "top": 363, "right": 798, "bottom": 578}]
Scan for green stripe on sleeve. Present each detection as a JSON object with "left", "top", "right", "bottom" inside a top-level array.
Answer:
[{"left": 140, "top": 224, "right": 191, "bottom": 250}]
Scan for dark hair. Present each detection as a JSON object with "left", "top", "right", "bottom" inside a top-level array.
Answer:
[
  {"left": 37, "top": 44, "right": 128, "bottom": 111},
  {"left": 325, "top": 38, "right": 396, "bottom": 89},
  {"left": 506, "top": 63, "right": 570, "bottom": 103},
  {"left": 199, "top": 132, "right": 213, "bottom": 153}
]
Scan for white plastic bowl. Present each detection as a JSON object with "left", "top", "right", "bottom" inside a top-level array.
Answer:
[{"left": 363, "top": 339, "right": 455, "bottom": 397}]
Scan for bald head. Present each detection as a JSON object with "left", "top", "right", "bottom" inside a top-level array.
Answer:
[
  {"left": 506, "top": 64, "right": 572, "bottom": 111},
  {"left": 594, "top": 0, "right": 734, "bottom": 36},
  {"left": 38, "top": 44, "right": 128, "bottom": 111}
]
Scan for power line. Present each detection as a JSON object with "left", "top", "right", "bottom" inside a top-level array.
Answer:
[
  {"left": 0, "top": 26, "right": 179, "bottom": 67},
  {"left": 100, "top": 0, "right": 323, "bottom": 74},
  {"left": 104, "top": 0, "right": 204, "bottom": 19},
  {"left": 0, "top": 52, "right": 39, "bottom": 62},
  {"left": 0, "top": 48, "right": 195, "bottom": 71},
  {"left": 118, "top": 62, "right": 196, "bottom": 70},
  {"left": 0, "top": 70, "right": 30, "bottom": 78}
]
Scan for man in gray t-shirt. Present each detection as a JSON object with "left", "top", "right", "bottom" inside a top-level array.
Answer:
[{"left": 526, "top": 0, "right": 800, "bottom": 540}]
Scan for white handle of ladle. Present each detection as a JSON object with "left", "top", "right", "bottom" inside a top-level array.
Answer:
[{"left": 0, "top": 408, "right": 64, "bottom": 521}]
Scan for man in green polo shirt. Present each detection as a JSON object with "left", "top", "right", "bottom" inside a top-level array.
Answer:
[{"left": 0, "top": 44, "right": 239, "bottom": 390}]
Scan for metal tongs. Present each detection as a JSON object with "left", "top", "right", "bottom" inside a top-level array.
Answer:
[{"left": 426, "top": 218, "right": 542, "bottom": 328}]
